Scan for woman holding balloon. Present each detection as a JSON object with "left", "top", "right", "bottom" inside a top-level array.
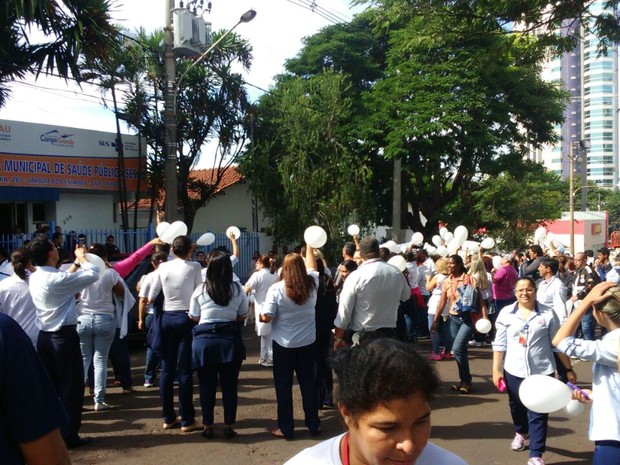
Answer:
[
  {"left": 491, "top": 277, "right": 575, "bottom": 465},
  {"left": 552, "top": 282, "right": 620, "bottom": 465}
]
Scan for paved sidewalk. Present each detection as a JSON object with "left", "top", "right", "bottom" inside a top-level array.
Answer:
[{"left": 71, "top": 328, "right": 594, "bottom": 465}]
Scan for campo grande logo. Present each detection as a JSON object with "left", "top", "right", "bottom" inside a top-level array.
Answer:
[{"left": 40, "top": 129, "right": 75, "bottom": 147}]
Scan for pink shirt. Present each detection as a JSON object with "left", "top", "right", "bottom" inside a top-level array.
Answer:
[
  {"left": 112, "top": 242, "right": 153, "bottom": 279},
  {"left": 492, "top": 264, "right": 518, "bottom": 300}
]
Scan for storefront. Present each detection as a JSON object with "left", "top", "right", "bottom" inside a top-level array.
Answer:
[{"left": 0, "top": 119, "right": 143, "bottom": 237}]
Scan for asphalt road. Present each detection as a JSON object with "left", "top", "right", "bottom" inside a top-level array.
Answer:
[{"left": 70, "top": 327, "right": 594, "bottom": 465}]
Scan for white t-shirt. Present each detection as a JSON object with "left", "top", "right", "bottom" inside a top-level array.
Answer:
[
  {"left": 284, "top": 433, "right": 468, "bottom": 465},
  {"left": 0, "top": 273, "right": 38, "bottom": 344},
  {"left": 77, "top": 268, "right": 121, "bottom": 316},
  {"left": 245, "top": 268, "right": 279, "bottom": 308},
  {"left": 148, "top": 258, "right": 202, "bottom": 311}
]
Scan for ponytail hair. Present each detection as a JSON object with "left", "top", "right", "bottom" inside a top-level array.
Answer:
[{"left": 10, "top": 248, "right": 31, "bottom": 281}]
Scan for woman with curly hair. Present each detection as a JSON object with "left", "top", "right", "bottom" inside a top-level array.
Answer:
[{"left": 259, "top": 244, "right": 320, "bottom": 440}]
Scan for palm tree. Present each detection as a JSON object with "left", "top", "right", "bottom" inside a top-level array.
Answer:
[{"left": 0, "top": 0, "right": 119, "bottom": 107}]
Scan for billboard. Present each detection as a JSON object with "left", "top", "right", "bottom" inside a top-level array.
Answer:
[{"left": 0, "top": 120, "right": 143, "bottom": 192}]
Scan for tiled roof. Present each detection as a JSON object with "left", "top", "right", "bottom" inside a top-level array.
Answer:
[{"left": 129, "top": 166, "right": 245, "bottom": 209}]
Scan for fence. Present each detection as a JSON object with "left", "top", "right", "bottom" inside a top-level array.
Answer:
[{"left": 0, "top": 227, "right": 260, "bottom": 283}]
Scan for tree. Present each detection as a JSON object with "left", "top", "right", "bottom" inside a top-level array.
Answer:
[
  {"left": 0, "top": 0, "right": 119, "bottom": 107},
  {"left": 118, "top": 29, "right": 253, "bottom": 232},
  {"left": 239, "top": 70, "right": 377, "bottom": 254},
  {"left": 471, "top": 164, "right": 566, "bottom": 249},
  {"left": 358, "top": 2, "right": 568, "bottom": 236}
]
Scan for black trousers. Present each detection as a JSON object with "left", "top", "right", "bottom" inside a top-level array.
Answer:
[{"left": 37, "top": 325, "right": 85, "bottom": 443}]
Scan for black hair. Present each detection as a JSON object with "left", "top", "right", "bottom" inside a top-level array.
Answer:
[
  {"left": 52, "top": 231, "right": 62, "bottom": 241},
  {"left": 340, "top": 260, "right": 358, "bottom": 273},
  {"left": 26, "top": 237, "right": 54, "bottom": 266},
  {"left": 204, "top": 250, "right": 239, "bottom": 306},
  {"left": 343, "top": 242, "right": 356, "bottom": 257},
  {"left": 359, "top": 236, "right": 380, "bottom": 259},
  {"left": 529, "top": 244, "right": 543, "bottom": 257},
  {"left": 448, "top": 254, "right": 465, "bottom": 273},
  {"left": 10, "top": 248, "right": 31, "bottom": 280},
  {"left": 539, "top": 257, "right": 559, "bottom": 275},
  {"left": 379, "top": 247, "right": 391, "bottom": 262},
  {"left": 172, "top": 235, "right": 193, "bottom": 258},
  {"left": 333, "top": 338, "right": 439, "bottom": 423},
  {"left": 87, "top": 243, "right": 108, "bottom": 260},
  {"left": 151, "top": 251, "right": 168, "bottom": 266},
  {"left": 515, "top": 276, "right": 537, "bottom": 289}
]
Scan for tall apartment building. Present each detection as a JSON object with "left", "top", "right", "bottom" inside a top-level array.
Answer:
[{"left": 535, "top": 1, "right": 619, "bottom": 190}]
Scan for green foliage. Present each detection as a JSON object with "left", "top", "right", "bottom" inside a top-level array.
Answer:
[
  {"left": 239, "top": 70, "right": 377, "bottom": 258},
  {"left": 0, "top": 0, "right": 119, "bottom": 107},
  {"left": 472, "top": 164, "right": 565, "bottom": 249}
]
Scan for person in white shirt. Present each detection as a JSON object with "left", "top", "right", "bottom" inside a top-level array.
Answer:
[
  {"left": 284, "top": 337, "right": 468, "bottom": 465},
  {"left": 27, "top": 237, "right": 99, "bottom": 449},
  {"left": 76, "top": 243, "right": 125, "bottom": 412},
  {"left": 0, "top": 245, "right": 13, "bottom": 281},
  {"left": 259, "top": 244, "right": 320, "bottom": 440},
  {"left": 0, "top": 248, "right": 38, "bottom": 345},
  {"left": 244, "top": 254, "right": 279, "bottom": 366},
  {"left": 553, "top": 282, "right": 620, "bottom": 465},
  {"left": 148, "top": 235, "right": 202, "bottom": 433},
  {"left": 333, "top": 237, "right": 411, "bottom": 350}
]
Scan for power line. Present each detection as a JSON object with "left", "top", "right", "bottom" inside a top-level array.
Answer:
[{"left": 284, "top": 0, "right": 351, "bottom": 25}]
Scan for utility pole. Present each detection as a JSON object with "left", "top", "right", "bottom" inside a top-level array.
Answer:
[{"left": 163, "top": 0, "right": 178, "bottom": 222}]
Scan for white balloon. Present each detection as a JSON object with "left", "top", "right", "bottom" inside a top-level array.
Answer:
[
  {"left": 481, "top": 237, "right": 496, "bottom": 249},
  {"left": 454, "top": 225, "right": 468, "bottom": 242},
  {"left": 475, "top": 318, "right": 492, "bottom": 334},
  {"left": 427, "top": 246, "right": 437, "bottom": 255},
  {"left": 85, "top": 253, "right": 105, "bottom": 277},
  {"left": 443, "top": 232, "right": 454, "bottom": 243},
  {"left": 448, "top": 237, "right": 461, "bottom": 254},
  {"left": 156, "top": 221, "right": 170, "bottom": 237},
  {"left": 196, "top": 232, "right": 215, "bottom": 246},
  {"left": 469, "top": 244, "right": 480, "bottom": 254},
  {"left": 411, "top": 232, "right": 424, "bottom": 246},
  {"left": 388, "top": 255, "right": 407, "bottom": 272},
  {"left": 226, "top": 226, "right": 241, "bottom": 239},
  {"left": 534, "top": 226, "right": 547, "bottom": 241},
  {"left": 347, "top": 224, "right": 360, "bottom": 236},
  {"left": 546, "top": 232, "right": 556, "bottom": 242},
  {"left": 563, "top": 399, "right": 586, "bottom": 417},
  {"left": 437, "top": 245, "right": 448, "bottom": 257},
  {"left": 439, "top": 227, "right": 448, "bottom": 239},
  {"left": 492, "top": 255, "right": 502, "bottom": 270},
  {"left": 519, "top": 375, "right": 573, "bottom": 413},
  {"left": 160, "top": 221, "right": 188, "bottom": 244},
  {"left": 304, "top": 225, "right": 327, "bottom": 248},
  {"left": 432, "top": 235, "right": 442, "bottom": 247}
]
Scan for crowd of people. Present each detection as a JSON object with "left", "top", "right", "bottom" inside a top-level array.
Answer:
[{"left": 0, "top": 223, "right": 619, "bottom": 465}]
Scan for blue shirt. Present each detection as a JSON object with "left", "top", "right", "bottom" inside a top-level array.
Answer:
[{"left": 0, "top": 313, "right": 67, "bottom": 464}]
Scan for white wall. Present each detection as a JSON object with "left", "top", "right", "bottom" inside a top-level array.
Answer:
[{"left": 56, "top": 192, "right": 116, "bottom": 231}]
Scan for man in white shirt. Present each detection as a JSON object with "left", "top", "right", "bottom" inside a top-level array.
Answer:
[
  {"left": 333, "top": 237, "right": 411, "bottom": 350},
  {"left": 27, "top": 237, "right": 99, "bottom": 450},
  {"left": 0, "top": 246, "right": 13, "bottom": 281}
]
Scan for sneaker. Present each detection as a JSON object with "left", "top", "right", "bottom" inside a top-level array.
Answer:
[
  {"left": 468, "top": 340, "right": 483, "bottom": 347},
  {"left": 94, "top": 402, "right": 109, "bottom": 411},
  {"left": 163, "top": 417, "right": 181, "bottom": 430},
  {"left": 427, "top": 352, "right": 443, "bottom": 361},
  {"left": 260, "top": 360, "right": 273, "bottom": 367},
  {"left": 442, "top": 351, "right": 454, "bottom": 360},
  {"left": 527, "top": 458, "right": 545, "bottom": 465},
  {"left": 181, "top": 421, "right": 203, "bottom": 433},
  {"left": 143, "top": 382, "right": 153, "bottom": 388},
  {"left": 511, "top": 432, "right": 529, "bottom": 451}
]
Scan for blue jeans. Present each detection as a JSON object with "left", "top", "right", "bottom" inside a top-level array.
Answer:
[
  {"left": 450, "top": 314, "right": 474, "bottom": 384},
  {"left": 594, "top": 440, "right": 620, "bottom": 465},
  {"left": 273, "top": 341, "right": 320, "bottom": 438},
  {"left": 160, "top": 311, "right": 195, "bottom": 426},
  {"left": 144, "top": 313, "right": 160, "bottom": 384},
  {"left": 504, "top": 370, "right": 549, "bottom": 458},
  {"left": 428, "top": 314, "right": 453, "bottom": 354},
  {"left": 77, "top": 313, "right": 116, "bottom": 404},
  {"left": 581, "top": 308, "right": 596, "bottom": 340}
]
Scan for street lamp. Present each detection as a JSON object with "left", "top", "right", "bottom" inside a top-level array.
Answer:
[
  {"left": 569, "top": 139, "right": 591, "bottom": 255},
  {"left": 163, "top": 8, "right": 257, "bottom": 222}
]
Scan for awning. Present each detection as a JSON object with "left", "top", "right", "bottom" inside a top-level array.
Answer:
[{"left": 0, "top": 187, "right": 59, "bottom": 202}]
